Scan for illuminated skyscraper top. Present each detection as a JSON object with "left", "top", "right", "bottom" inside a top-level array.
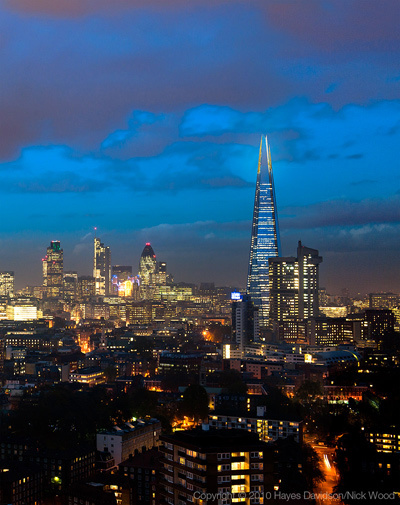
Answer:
[{"left": 247, "top": 135, "right": 281, "bottom": 327}]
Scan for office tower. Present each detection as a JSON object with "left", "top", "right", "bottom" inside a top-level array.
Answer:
[
  {"left": 78, "top": 275, "right": 96, "bottom": 299},
  {"left": 297, "top": 241, "right": 322, "bottom": 319},
  {"left": 269, "top": 257, "right": 298, "bottom": 324},
  {"left": 0, "top": 271, "right": 14, "bottom": 296},
  {"left": 63, "top": 271, "right": 78, "bottom": 300},
  {"left": 364, "top": 309, "right": 396, "bottom": 343},
  {"left": 43, "top": 241, "right": 63, "bottom": 298},
  {"left": 247, "top": 135, "right": 281, "bottom": 327},
  {"left": 369, "top": 292, "right": 400, "bottom": 310},
  {"left": 139, "top": 243, "right": 157, "bottom": 286},
  {"left": 269, "top": 241, "right": 322, "bottom": 340},
  {"left": 231, "top": 293, "right": 259, "bottom": 352},
  {"left": 94, "top": 238, "right": 111, "bottom": 296},
  {"left": 156, "top": 261, "right": 167, "bottom": 285}
]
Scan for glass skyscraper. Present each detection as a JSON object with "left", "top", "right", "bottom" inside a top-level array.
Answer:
[
  {"left": 247, "top": 135, "right": 281, "bottom": 327},
  {"left": 43, "top": 240, "right": 63, "bottom": 298},
  {"left": 93, "top": 237, "right": 111, "bottom": 296}
]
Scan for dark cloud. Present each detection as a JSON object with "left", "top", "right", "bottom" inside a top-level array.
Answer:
[
  {"left": 349, "top": 179, "right": 377, "bottom": 187},
  {"left": 262, "top": 0, "right": 400, "bottom": 55},
  {"left": 4, "top": 0, "right": 234, "bottom": 17},
  {"left": 15, "top": 172, "right": 105, "bottom": 193},
  {"left": 280, "top": 196, "right": 400, "bottom": 230}
]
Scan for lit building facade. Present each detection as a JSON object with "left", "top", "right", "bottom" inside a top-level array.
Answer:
[
  {"left": 94, "top": 238, "right": 111, "bottom": 296},
  {"left": 6, "top": 299, "right": 40, "bottom": 321},
  {"left": 232, "top": 293, "right": 260, "bottom": 353},
  {"left": 247, "top": 136, "right": 281, "bottom": 327},
  {"left": 0, "top": 272, "right": 14, "bottom": 297},
  {"left": 297, "top": 241, "right": 322, "bottom": 320},
  {"left": 269, "top": 257, "right": 298, "bottom": 325},
  {"left": 43, "top": 240, "right": 63, "bottom": 298},
  {"left": 159, "top": 428, "right": 273, "bottom": 505},
  {"left": 63, "top": 271, "right": 78, "bottom": 300},
  {"left": 78, "top": 275, "right": 96, "bottom": 299},
  {"left": 369, "top": 292, "right": 399, "bottom": 310},
  {"left": 139, "top": 243, "right": 157, "bottom": 286},
  {"left": 269, "top": 241, "right": 322, "bottom": 339},
  {"left": 208, "top": 406, "right": 303, "bottom": 444}
]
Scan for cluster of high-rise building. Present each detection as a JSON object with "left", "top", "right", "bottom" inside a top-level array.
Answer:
[
  {"left": 0, "top": 135, "right": 400, "bottom": 505},
  {"left": 38, "top": 238, "right": 170, "bottom": 302}
]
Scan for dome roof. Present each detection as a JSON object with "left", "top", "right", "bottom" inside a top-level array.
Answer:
[{"left": 141, "top": 243, "right": 156, "bottom": 258}]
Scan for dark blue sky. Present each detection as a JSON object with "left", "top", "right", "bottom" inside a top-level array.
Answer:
[{"left": 1, "top": 0, "right": 399, "bottom": 293}]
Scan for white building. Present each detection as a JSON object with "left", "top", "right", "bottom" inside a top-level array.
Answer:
[{"left": 97, "top": 419, "right": 162, "bottom": 466}]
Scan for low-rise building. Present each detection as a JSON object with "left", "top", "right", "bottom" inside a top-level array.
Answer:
[
  {"left": 208, "top": 406, "right": 302, "bottom": 444},
  {"left": 69, "top": 366, "right": 105, "bottom": 386},
  {"left": 97, "top": 419, "right": 161, "bottom": 466}
]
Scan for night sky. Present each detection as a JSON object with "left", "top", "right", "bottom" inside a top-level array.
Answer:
[{"left": 1, "top": 0, "right": 399, "bottom": 294}]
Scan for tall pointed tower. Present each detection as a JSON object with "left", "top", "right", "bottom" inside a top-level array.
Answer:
[{"left": 247, "top": 135, "right": 281, "bottom": 327}]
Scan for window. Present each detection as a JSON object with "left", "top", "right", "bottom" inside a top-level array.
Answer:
[
  {"left": 231, "top": 462, "right": 248, "bottom": 471},
  {"left": 217, "top": 464, "right": 230, "bottom": 471},
  {"left": 218, "top": 453, "right": 230, "bottom": 460}
]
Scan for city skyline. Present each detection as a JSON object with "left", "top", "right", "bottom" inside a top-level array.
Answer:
[{"left": 0, "top": 1, "right": 399, "bottom": 293}]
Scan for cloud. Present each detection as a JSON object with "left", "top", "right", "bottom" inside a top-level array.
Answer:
[
  {"left": 101, "top": 111, "right": 165, "bottom": 150},
  {"left": 267, "top": 0, "right": 400, "bottom": 49},
  {"left": 280, "top": 196, "right": 400, "bottom": 230},
  {"left": 3, "top": 0, "right": 235, "bottom": 17},
  {"left": 0, "top": 146, "right": 108, "bottom": 193}
]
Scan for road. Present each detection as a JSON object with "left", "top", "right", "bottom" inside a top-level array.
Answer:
[{"left": 305, "top": 435, "right": 343, "bottom": 505}]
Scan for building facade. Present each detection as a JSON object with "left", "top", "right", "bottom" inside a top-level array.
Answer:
[
  {"left": 247, "top": 136, "right": 281, "bottom": 328},
  {"left": 94, "top": 238, "right": 111, "bottom": 296},
  {"left": 231, "top": 294, "right": 260, "bottom": 352},
  {"left": 269, "top": 241, "right": 322, "bottom": 339},
  {"left": 97, "top": 420, "right": 162, "bottom": 466},
  {"left": 159, "top": 428, "right": 273, "bottom": 505},
  {"left": 208, "top": 407, "right": 303, "bottom": 444},
  {"left": 43, "top": 240, "right": 63, "bottom": 298},
  {"left": 139, "top": 243, "right": 157, "bottom": 300},
  {"left": 0, "top": 272, "right": 14, "bottom": 297}
]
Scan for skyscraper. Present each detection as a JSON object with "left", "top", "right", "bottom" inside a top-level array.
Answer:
[
  {"left": 93, "top": 237, "right": 111, "bottom": 296},
  {"left": 297, "top": 241, "right": 322, "bottom": 320},
  {"left": 247, "top": 135, "right": 281, "bottom": 327},
  {"left": 269, "top": 241, "right": 322, "bottom": 340},
  {"left": 43, "top": 241, "right": 63, "bottom": 298},
  {"left": 231, "top": 293, "right": 260, "bottom": 352},
  {"left": 139, "top": 243, "right": 157, "bottom": 286},
  {"left": 0, "top": 272, "right": 14, "bottom": 297}
]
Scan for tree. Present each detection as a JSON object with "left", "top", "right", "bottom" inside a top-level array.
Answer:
[
  {"left": 295, "top": 380, "right": 323, "bottom": 402},
  {"left": 104, "top": 365, "right": 117, "bottom": 383},
  {"left": 218, "top": 369, "right": 247, "bottom": 395},
  {"left": 180, "top": 384, "right": 209, "bottom": 423}
]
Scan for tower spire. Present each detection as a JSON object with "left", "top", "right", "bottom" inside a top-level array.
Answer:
[{"left": 247, "top": 135, "right": 281, "bottom": 328}]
